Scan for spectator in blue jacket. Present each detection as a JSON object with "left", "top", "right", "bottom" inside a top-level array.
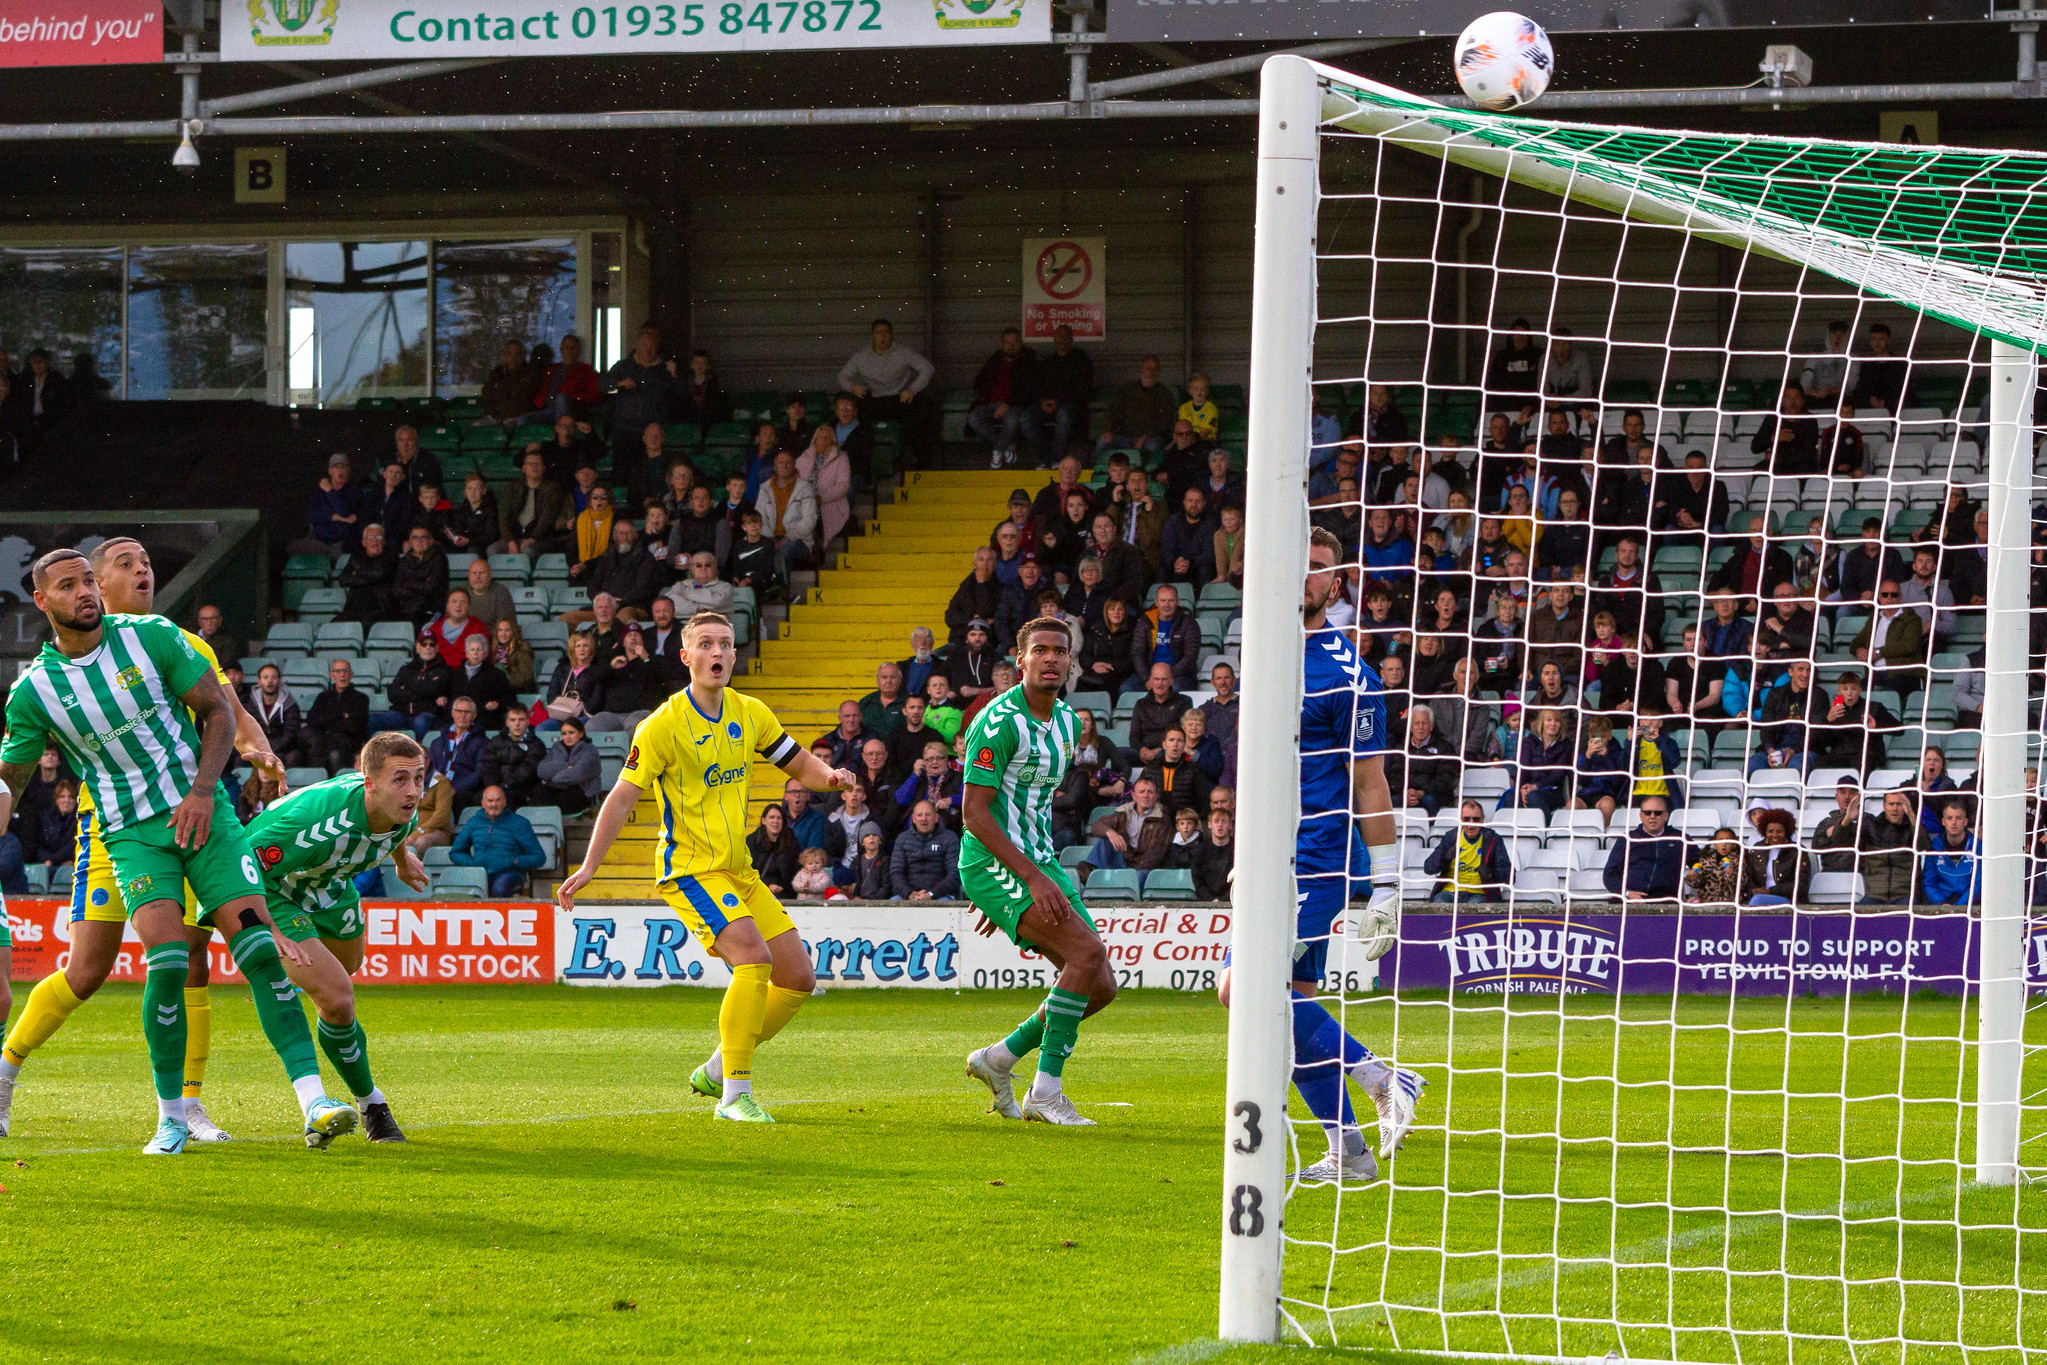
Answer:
[
  {"left": 1571, "top": 718, "right": 1631, "bottom": 825},
  {"left": 783, "top": 779, "right": 830, "bottom": 852},
  {"left": 449, "top": 786, "right": 548, "bottom": 897},
  {"left": 1920, "top": 800, "right": 1981, "bottom": 906},
  {"left": 1602, "top": 796, "right": 1686, "bottom": 900},
  {"left": 1129, "top": 584, "right": 1203, "bottom": 693},
  {"left": 890, "top": 801, "right": 961, "bottom": 900},
  {"left": 1423, "top": 801, "right": 1514, "bottom": 902},
  {"left": 300, "top": 453, "right": 371, "bottom": 556},
  {"left": 427, "top": 698, "right": 488, "bottom": 802}
]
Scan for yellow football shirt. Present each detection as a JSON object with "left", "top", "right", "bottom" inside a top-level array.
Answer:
[
  {"left": 621, "top": 687, "right": 799, "bottom": 885},
  {"left": 76, "top": 627, "right": 232, "bottom": 826}
]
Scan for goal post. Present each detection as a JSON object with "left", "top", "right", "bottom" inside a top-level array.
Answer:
[
  {"left": 1225, "top": 54, "right": 2045, "bottom": 1357},
  {"left": 1976, "top": 339, "right": 2035, "bottom": 1186},
  {"left": 1218, "top": 50, "right": 1322, "bottom": 1345}
]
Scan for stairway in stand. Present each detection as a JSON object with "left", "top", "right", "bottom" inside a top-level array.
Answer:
[{"left": 575, "top": 469, "right": 1046, "bottom": 898}]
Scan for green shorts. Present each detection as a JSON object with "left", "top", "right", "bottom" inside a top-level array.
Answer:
[
  {"left": 960, "top": 856, "right": 1095, "bottom": 950},
  {"left": 270, "top": 899, "right": 366, "bottom": 944},
  {"left": 0, "top": 902, "right": 10, "bottom": 950},
  {"left": 100, "top": 800, "right": 264, "bottom": 924}
]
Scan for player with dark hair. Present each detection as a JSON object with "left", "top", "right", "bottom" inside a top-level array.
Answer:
[
  {"left": 960, "top": 618, "right": 1116, "bottom": 1126},
  {"left": 1219, "top": 527, "right": 1425, "bottom": 1184},
  {"left": 0, "top": 548, "right": 352, "bottom": 1154}
]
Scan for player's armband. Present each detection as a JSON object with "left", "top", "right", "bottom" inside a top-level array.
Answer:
[{"left": 760, "top": 734, "right": 801, "bottom": 767}]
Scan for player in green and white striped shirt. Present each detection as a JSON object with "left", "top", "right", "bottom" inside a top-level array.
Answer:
[
  {"left": 959, "top": 618, "right": 1117, "bottom": 1127},
  {"left": 245, "top": 733, "right": 432, "bottom": 1144},
  {"left": 0, "top": 549, "right": 353, "bottom": 1156}
]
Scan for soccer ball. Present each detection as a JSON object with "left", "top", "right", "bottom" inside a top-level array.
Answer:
[{"left": 1454, "top": 11, "right": 1553, "bottom": 111}]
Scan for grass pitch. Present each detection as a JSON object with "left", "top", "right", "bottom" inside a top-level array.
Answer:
[{"left": 0, "top": 985, "right": 2038, "bottom": 1365}]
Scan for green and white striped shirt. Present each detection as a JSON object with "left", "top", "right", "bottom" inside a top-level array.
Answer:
[
  {"left": 959, "top": 687, "right": 1079, "bottom": 867},
  {"left": 245, "top": 772, "right": 418, "bottom": 914},
  {"left": 0, "top": 614, "right": 210, "bottom": 833}
]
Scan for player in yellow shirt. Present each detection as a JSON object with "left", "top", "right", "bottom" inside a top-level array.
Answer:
[
  {"left": 0, "top": 538, "right": 288, "bottom": 1140},
  {"left": 557, "top": 611, "right": 855, "bottom": 1123}
]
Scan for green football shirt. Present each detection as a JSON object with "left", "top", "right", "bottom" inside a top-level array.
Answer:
[
  {"left": 245, "top": 771, "right": 418, "bottom": 915},
  {"left": 958, "top": 686, "right": 1079, "bottom": 868},
  {"left": 0, "top": 613, "right": 211, "bottom": 833}
]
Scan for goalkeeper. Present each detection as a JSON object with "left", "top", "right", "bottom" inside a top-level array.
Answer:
[{"left": 1219, "top": 527, "right": 1424, "bottom": 1185}]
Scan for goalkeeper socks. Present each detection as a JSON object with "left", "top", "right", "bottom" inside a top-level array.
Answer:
[
  {"left": 141, "top": 943, "right": 190, "bottom": 1105},
  {"left": 4, "top": 971, "right": 84, "bottom": 1068},
  {"left": 1289, "top": 992, "right": 1356, "bottom": 1134},
  {"left": 228, "top": 927, "right": 321, "bottom": 1090},
  {"left": 1031, "top": 986, "right": 1089, "bottom": 1098},
  {"left": 719, "top": 963, "right": 773, "bottom": 1101},
  {"left": 181, "top": 986, "right": 211, "bottom": 1098},
  {"left": 316, "top": 1016, "right": 377, "bottom": 1101}
]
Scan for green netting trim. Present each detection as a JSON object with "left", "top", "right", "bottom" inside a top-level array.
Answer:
[{"left": 1314, "top": 69, "right": 2047, "bottom": 353}]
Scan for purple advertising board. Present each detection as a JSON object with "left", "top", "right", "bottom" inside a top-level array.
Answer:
[{"left": 1378, "top": 909, "right": 2047, "bottom": 998}]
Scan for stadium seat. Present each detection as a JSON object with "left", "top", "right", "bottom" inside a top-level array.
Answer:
[
  {"left": 553, "top": 585, "right": 590, "bottom": 611},
  {"left": 282, "top": 658, "right": 326, "bottom": 688},
  {"left": 367, "top": 620, "right": 416, "bottom": 649},
  {"left": 1143, "top": 869, "right": 1197, "bottom": 900},
  {"left": 1085, "top": 805, "right": 1120, "bottom": 831},
  {"left": 1084, "top": 869, "right": 1142, "bottom": 901},
  {"left": 600, "top": 756, "right": 624, "bottom": 790},
  {"left": 422, "top": 844, "right": 456, "bottom": 867},
  {"left": 1809, "top": 872, "right": 1864, "bottom": 905},
  {"left": 1499, "top": 808, "right": 1550, "bottom": 838},
  {"left": 285, "top": 766, "right": 329, "bottom": 790},
  {"left": 313, "top": 622, "right": 365, "bottom": 651},
  {"left": 490, "top": 553, "right": 533, "bottom": 584},
  {"left": 1058, "top": 845, "right": 1090, "bottom": 871},
  {"left": 264, "top": 623, "right": 315, "bottom": 654},
  {"left": 525, "top": 620, "right": 569, "bottom": 652},
  {"left": 1566, "top": 870, "right": 1612, "bottom": 900},
  {"left": 49, "top": 861, "right": 72, "bottom": 891},
  {"left": 22, "top": 863, "right": 49, "bottom": 893},
  {"left": 298, "top": 587, "right": 346, "bottom": 618},
  {"left": 523, "top": 805, "right": 565, "bottom": 867},
  {"left": 588, "top": 732, "right": 630, "bottom": 758},
  {"left": 532, "top": 553, "right": 570, "bottom": 583},
  {"left": 431, "top": 867, "right": 489, "bottom": 900},
  {"left": 1066, "top": 690, "right": 1112, "bottom": 719},
  {"left": 511, "top": 586, "right": 550, "bottom": 614},
  {"left": 1099, "top": 723, "right": 1130, "bottom": 751}
]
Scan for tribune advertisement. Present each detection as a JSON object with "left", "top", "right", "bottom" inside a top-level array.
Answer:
[
  {"left": 0, "top": 1, "right": 161, "bottom": 67},
  {"left": 13, "top": 897, "right": 2041, "bottom": 997},
  {"left": 222, "top": 0, "right": 1051, "bottom": 58},
  {"left": 4, "top": 898, "right": 554, "bottom": 985}
]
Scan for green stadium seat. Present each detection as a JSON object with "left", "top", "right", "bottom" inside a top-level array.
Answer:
[
  {"left": 1086, "top": 805, "right": 1120, "bottom": 831},
  {"left": 264, "top": 623, "right": 316, "bottom": 653},
  {"left": 430, "top": 867, "right": 489, "bottom": 900},
  {"left": 733, "top": 391, "right": 779, "bottom": 421},
  {"left": 1198, "top": 583, "right": 1241, "bottom": 611},
  {"left": 598, "top": 756, "right": 624, "bottom": 792},
  {"left": 447, "top": 552, "right": 478, "bottom": 579},
  {"left": 286, "top": 766, "right": 330, "bottom": 790},
  {"left": 511, "top": 586, "right": 550, "bottom": 613},
  {"left": 1066, "top": 690, "right": 1112, "bottom": 718},
  {"left": 1085, "top": 869, "right": 1143, "bottom": 901},
  {"left": 588, "top": 731, "right": 630, "bottom": 759},
  {"left": 1058, "top": 845, "right": 1090, "bottom": 871},
  {"left": 552, "top": 585, "right": 590, "bottom": 611},
  {"left": 367, "top": 620, "right": 415, "bottom": 648},
  {"left": 284, "top": 553, "right": 333, "bottom": 582},
  {"left": 297, "top": 587, "right": 346, "bottom": 617},
  {"left": 1142, "top": 869, "right": 1197, "bottom": 900},
  {"left": 489, "top": 553, "right": 533, "bottom": 584},
  {"left": 526, "top": 621, "right": 570, "bottom": 652},
  {"left": 313, "top": 622, "right": 364, "bottom": 651},
  {"left": 532, "top": 553, "right": 570, "bottom": 583},
  {"left": 354, "top": 396, "right": 398, "bottom": 411}
]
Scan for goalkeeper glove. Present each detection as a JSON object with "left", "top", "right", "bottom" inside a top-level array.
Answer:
[{"left": 1354, "top": 881, "right": 1401, "bottom": 960}]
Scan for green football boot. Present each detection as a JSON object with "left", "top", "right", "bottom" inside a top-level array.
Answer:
[{"left": 712, "top": 1093, "right": 775, "bottom": 1123}]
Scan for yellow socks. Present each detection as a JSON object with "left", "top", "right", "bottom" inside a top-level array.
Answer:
[
  {"left": 757, "top": 985, "right": 809, "bottom": 1047},
  {"left": 1, "top": 972, "right": 82, "bottom": 1069},
  {"left": 718, "top": 963, "right": 773, "bottom": 1096},
  {"left": 181, "top": 987, "right": 211, "bottom": 1098}
]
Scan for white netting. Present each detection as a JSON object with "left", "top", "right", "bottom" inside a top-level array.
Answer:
[{"left": 1274, "top": 71, "right": 2047, "bottom": 1362}]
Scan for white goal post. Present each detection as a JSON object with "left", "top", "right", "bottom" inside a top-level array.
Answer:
[{"left": 1222, "top": 50, "right": 2044, "bottom": 1354}]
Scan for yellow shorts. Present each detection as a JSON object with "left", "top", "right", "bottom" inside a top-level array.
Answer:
[
  {"left": 659, "top": 868, "right": 794, "bottom": 953},
  {"left": 72, "top": 810, "right": 202, "bottom": 928}
]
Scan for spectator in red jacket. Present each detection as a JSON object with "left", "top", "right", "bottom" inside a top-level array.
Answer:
[
  {"left": 535, "top": 332, "right": 602, "bottom": 419},
  {"left": 422, "top": 587, "right": 489, "bottom": 668}
]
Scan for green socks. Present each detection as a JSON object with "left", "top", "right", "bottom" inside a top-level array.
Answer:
[
  {"left": 1002, "top": 1003, "right": 1050, "bottom": 1061},
  {"left": 142, "top": 943, "right": 190, "bottom": 1103},
  {"left": 1037, "top": 987, "right": 1089, "bottom": 1079},
  {"left": 229, "top": 927, "right": 320, "bottom": 1083},
  {"left": 316, "top": 1017, "right": 376, "bottom": 1100}
]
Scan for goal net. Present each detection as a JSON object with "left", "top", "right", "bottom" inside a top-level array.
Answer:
[{"left": 1220, "top": 55, "right": 2047, "bottom": 1361}]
